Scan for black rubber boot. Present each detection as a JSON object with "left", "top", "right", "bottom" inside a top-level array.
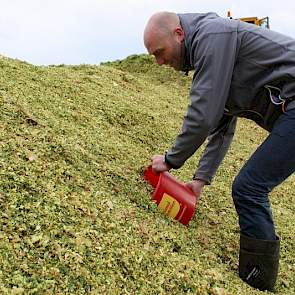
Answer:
[{"left": 239, "top": 234, "right": 280, "bottom": 291}]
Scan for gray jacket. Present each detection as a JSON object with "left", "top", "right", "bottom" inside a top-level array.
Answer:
[{"left": 165, "top": 13, "right": 295, "bottom": 183}]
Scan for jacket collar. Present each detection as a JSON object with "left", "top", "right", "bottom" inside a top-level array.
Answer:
[
  {"left": 180, "top": 41, "right": 192, "bottom": 73},
  {"left": 178, "top": 12, "right": 219, "bottom": 72}
]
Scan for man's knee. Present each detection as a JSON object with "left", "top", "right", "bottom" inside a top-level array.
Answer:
[
  {"left": 232, "top": 172, "right": 248, "bottom": 204},
  {"left": 232, "top": 168, "right": 269, "bottom": 203}
]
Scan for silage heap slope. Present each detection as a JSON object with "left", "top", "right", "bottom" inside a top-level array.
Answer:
[{"left": 0, "top": 55, "right": 294, "bottom": 294}]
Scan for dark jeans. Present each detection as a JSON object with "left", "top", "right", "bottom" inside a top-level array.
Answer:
[{"left": 232, "top": 108, "right": 295, "bottom": 240}]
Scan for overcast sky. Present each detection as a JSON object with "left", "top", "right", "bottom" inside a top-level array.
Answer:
[{"left": 0, "top": 0, "right": 294, "bottom": 65}]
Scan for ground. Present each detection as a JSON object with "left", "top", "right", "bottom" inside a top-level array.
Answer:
[{"left": 0, "top": 54, "right": 294, "bottom": 294}]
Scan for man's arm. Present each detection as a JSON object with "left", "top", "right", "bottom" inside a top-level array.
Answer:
[
  {"left": 165, "top": 27, "right": 238, "bottom": 169},
  {"left": 193, "top": 114, "right": 237, "bottom": 184}
]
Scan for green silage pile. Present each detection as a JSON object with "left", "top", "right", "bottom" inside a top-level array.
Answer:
[{"left": 0, "top": 54, "right": 294, "bottom": 294}]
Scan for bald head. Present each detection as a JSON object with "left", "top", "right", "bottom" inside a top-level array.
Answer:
[
  {"left": 144, "top": 12, "right": 180, "bottom": 46},
  {"left": 143, "top": 12, "right": 185, "bottom": 70}
]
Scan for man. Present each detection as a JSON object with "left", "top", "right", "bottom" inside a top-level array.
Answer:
[{"left": 143, "top": 11, "right": 295, "bottom": 291}]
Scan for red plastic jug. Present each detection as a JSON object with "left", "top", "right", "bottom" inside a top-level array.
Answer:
[{"left": 143, "top": 165, "right": 197, "bottom": 225}]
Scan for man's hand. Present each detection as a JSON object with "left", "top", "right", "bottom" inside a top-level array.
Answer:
[
  {"left": 151, "top": 155, "right": 171, "bottom": 173},
  {"left": 185, "top": 179, "right": 206, "bottom": 203}
]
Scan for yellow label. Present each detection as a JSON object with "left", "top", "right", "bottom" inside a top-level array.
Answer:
[{"left": 158, "top": 193, "right": 180, "bottom": 219}]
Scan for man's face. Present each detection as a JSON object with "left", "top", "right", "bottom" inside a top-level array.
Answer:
[{"left": 145, "top": 29, "right": 184, "bottom": 71}]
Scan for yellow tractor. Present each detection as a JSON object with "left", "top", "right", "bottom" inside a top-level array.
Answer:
[{"left": 227, "top": 11, "right": 270, "bottom": 29}]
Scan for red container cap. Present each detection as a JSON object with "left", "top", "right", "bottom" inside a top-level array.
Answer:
[{"left": 144, "top": 165, "right": 196, "bottom": 225}]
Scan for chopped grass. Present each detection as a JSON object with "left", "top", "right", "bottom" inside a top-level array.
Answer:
[{"left": 0, "top": 54, "right": 294, "bottom": 294}]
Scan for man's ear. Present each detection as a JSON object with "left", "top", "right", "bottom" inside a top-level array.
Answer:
[{"left": 174, "top": 27, "right": 185, "bottom": 42}]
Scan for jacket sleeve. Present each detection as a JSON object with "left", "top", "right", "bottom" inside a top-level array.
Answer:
[
  {"left": 193, "top": 114, "right": 237, "bottom": 184},
  {"left": 165, "top": 29, "right": 238, "bottom": 169}
]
